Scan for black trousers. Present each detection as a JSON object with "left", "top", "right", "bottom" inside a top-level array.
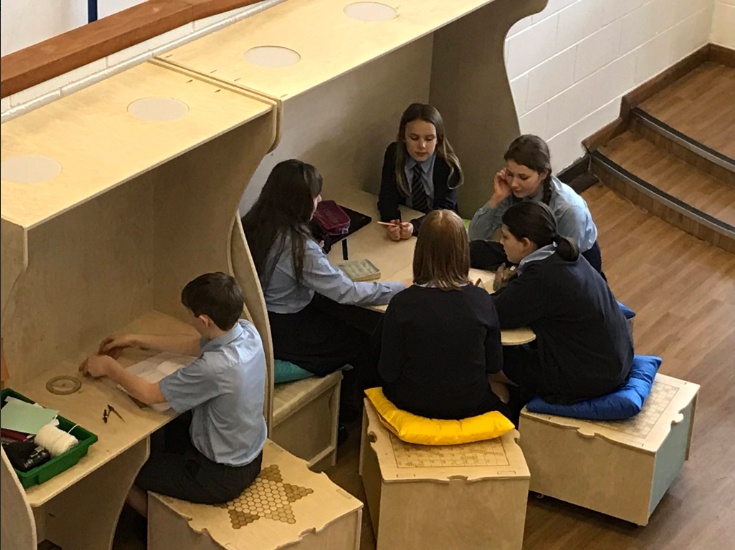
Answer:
[
  {"left": 470, "top": 239, "right": 606, "bottom": 279},
  {"left": 136, "top": 412, "right": 262, "bottom": 504}
]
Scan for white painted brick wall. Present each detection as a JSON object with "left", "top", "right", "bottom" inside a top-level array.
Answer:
[
  {"left": 711, "top": 0, "right": 735, "bottom": 48},
  {"left": 508, "top": 0, "right": 716, "bottom": 171}
]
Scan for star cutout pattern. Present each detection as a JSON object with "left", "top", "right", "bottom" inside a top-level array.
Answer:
[{"left": 216, "top": 465, "right": 314, "bottom": 529}]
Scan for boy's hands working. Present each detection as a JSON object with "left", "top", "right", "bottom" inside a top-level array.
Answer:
[{"left": 80, "top": 354, "right": 118, "bottom": 378}]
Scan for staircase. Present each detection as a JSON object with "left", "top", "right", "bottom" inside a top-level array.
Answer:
[{"left": 584, "top": 45, "right": 735, "bottom": 255}]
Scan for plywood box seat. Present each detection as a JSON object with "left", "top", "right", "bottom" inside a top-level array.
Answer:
[
  {"left": 148, "top": 439, "right": 363, "bottom": 550},
  {"left": 519, "top": 373, "right": 699, "bottom": 526},
  {"left": 271, "top": 371, "right": 342, "bottom": 470},
  {"left": 360, "top": 399, "right": 530, "bottom": 550}
]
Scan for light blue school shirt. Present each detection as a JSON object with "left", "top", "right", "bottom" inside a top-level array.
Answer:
[
  {"left": 517, "top": 244, "right": 557, "bottom": 275},
  {"left": 468, "top": 175, "right": 598, "bottom": 252},
  {"left": 405, "top": 154, "right": 436, "bottom": 210},
  {"left": 263, "top": 236, "right": 405, "bottom": 314},
  {"left": 159, "top": 319, "right": 267, "bottom": 467}
]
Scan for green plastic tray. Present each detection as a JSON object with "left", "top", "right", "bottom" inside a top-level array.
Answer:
[{"left": 1, "top": 388, "right": 98, "bottom": 489}]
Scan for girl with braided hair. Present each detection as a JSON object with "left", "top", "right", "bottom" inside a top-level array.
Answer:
[
  {"left": 491, "top": 201, "right": 632, "bottom": 408},
  {"left": 468, "top": 135, "right": 604, "bottom": 277}
]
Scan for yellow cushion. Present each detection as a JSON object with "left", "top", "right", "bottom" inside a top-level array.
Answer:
[{"left": 365, "top": 387, "right": 514, "bottom": 446}]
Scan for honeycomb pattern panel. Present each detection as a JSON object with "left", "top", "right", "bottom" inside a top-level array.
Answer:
[
  {"left": 390, "top": 433, "right": 510, "bottom": 468},
  {"left": 216, "top": 464, "right": 314, "bottom": 529}
]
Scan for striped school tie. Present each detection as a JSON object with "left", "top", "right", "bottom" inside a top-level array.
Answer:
[{"left": 411, "top": 163, "right": 429, "bottom": 213}]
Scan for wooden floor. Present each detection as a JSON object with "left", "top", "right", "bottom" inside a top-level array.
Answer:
[
  {"left": 326, "top": 183, "right": 735, "bottom": 550},
  {"left": 641, "top": 62, "right": 735, "bottom": 159},
  {"left": 600, "top": 131, "right": 735, "bottom": 225},
  {"left": 113, "top": 183, "right": 735, "bottom": 549}
]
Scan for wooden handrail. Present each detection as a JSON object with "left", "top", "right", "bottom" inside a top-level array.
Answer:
[{"left": 0, "top": 0, "right": 262, "bottom": 99}]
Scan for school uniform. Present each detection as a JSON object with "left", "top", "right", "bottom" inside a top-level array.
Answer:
[
  {"left": 378, "top": 141, "right": 460, "bottom": 235},
  {"left": 493, "top": 246, "right": 633, "bottom": 404},
  {"left": 135, "top": 320, "right": 267, "bottom": 504},
  {"left": 468, "top": 175, "right": 605, "bottom": 275},
  {"left": 264, "top": 235, "right": 404, "bottom": 377},
  {"left": 379, "top": 284, "right": 506, "bottom": 420}
]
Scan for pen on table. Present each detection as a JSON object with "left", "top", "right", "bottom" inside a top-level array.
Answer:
[
  {"left": 474, "top": 278, "right": 483, "bottom": 286},
  {"left": 342, "top": 239, "right": 349, "bottom": 261}
]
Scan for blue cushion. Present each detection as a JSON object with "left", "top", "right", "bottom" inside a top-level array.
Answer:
[
  {"left": 274, "top": 360, "right": 314, "bottom": 384},
  {"left": 526, "top": 355, "right": 662, "bottom": 421},
  {"left": 617, "top": 301, "right": 636, "bottom": 320}
]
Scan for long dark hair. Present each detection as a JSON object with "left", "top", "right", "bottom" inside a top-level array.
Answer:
[
  {"left": 394, "top": 103, "right": 463, "bottom": 197},
  {"left": 502, "top": 202, "right": 578, "bottom": 261},
  {"left": 242, "top": 160, "right": 323, "bottom": 286},
  {"left": 413, "top": 210, "right": 470, "bottom": 290},
  {"left": 504, "top": 135, "right": 553, "bottom": 204}
]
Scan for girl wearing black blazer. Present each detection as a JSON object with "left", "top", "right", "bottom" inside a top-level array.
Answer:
[
  {"left": 379, "top": 209, "right": 507, "bottom": 420},
  {"left": 378, "top": 103, "right": 463, "bottom": 240},
  {"left": 492, "top": 201, "right": 632, "bottom": 406}
]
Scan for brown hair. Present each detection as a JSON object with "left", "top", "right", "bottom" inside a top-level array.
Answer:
[
  {"left": 394, "top": 103, "right": 463, "bottom": 197},
  {"left": 504, "top": 134, "right": 553, "bottom": 204},
  {"left": 412, "top": 210, "right": 470, "bottom": 290},
  {"left": 242, "top": 159, "right": 323, "bottom": 286}
]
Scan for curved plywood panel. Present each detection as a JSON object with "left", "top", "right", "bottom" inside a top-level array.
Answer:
[{"left": 160, "top": 0, "right": 548, "bottom": 217}]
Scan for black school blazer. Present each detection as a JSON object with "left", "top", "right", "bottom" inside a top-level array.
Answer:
[{"left": 377, "top": 142, "right": 460, "bottom": 235}]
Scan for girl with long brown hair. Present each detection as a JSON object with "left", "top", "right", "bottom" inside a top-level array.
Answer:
[{"left": 377, "top": 103, "right": 464, "bottom": 241}]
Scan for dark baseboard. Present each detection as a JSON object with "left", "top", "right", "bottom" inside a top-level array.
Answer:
[
  {"left": 558, "top": 155, "right": 598, "bottom": 193},
  {"left": 708, "top": 44, "right": 735, "bottom": 67}
]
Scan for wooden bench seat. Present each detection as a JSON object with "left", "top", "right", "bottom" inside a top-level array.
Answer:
[{"left": 270, "top": 371, "right": 342, "bottom": 471}]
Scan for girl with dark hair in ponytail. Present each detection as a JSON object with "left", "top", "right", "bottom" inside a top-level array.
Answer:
[
  {"left": 491, "top": 201, "right": 632, "bottom": 410},
  {"left": 468, "top": 135, "right": 604, "bottom": 278}
]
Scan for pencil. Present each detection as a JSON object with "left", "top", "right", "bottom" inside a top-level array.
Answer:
[
  {"left": 474, "top": 278, "right": 483, "bottom": 286},
  {"left": 376, "top": 221, "right": 398, "bottom": 226}
]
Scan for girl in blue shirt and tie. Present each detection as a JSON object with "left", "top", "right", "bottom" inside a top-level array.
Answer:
[
  {"left": 469, "top": 134, "right": 605, "bottom": 277},
  {"left": 242, "top": 160, "right": 406, "bottom": 381},
  {"left": 378, "top": 103, "right": 464, "bottom": 240}
]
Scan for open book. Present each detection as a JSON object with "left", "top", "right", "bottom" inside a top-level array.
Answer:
[{"left": 119, "top": 352, "right": 196, "bottom": 411}]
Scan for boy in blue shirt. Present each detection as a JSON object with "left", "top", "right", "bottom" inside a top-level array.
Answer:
[{"left": 81, "top": 272, "right": 267, "bottom": 510}]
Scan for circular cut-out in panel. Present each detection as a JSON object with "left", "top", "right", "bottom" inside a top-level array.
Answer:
[
  {"left": 127, "top": 97, "right": 189, "bottom": 121},
  {"left": 1, "top": 155, "right": 62, "bottom": 183},
  {"left": 344, "top": 2, "right": 397, "bottom": 21},
  {"left": 244, "top": 46, "right": 301, "bottom": 68}
]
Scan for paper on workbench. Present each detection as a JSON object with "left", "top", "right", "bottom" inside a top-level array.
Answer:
[{"left": 118, "top": 352, "right": 196, "bottom": 412}]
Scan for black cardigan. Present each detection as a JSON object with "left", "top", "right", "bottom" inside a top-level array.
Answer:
[
  {"left": 493, "top": 253, "right": 633, "bottom": 402},
  {"left": 379, "top": 285, "right": 504, "bottom": 420},
  {"left": 377, "top": 142, "right": 460, "bottom": 235}
]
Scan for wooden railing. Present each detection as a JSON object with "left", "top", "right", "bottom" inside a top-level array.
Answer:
[{"left": 0, "top": 0, "right": 261, "bottom": 98}]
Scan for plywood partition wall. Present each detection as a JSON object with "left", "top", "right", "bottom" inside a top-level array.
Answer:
[
  {"left": 158, "top": 0, "right": 547, "bottom": 217},
  {"left": 430, "top": 0, "right": 549, "bottom": 215},
  {"left": 0, "top": 61, "right": 278, "bottom": 423}
]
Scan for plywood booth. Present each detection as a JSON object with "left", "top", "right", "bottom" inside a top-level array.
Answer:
[
  {"left": 2, "top": 0, "right": 548, "bottom": 547},
  {"left": 1, "top": 59, "right": 279, "bottom": 549}
]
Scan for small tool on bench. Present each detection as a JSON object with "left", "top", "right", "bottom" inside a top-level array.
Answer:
[{"left": 107, "top": 404, "right": 125, "bottom": 422}]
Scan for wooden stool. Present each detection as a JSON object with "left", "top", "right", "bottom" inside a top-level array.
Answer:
[
  {"left": 271, "top": 371, "right": 342, "bottom": 470},
  {"left": 519, "top": 373, "right": 699, "bottom": 525},
  {"left": 148, "top": 440, "right": 362, "bottom": 550},
  {"left": 360, "top": 399, "right": 530, "bottom": 550}
]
